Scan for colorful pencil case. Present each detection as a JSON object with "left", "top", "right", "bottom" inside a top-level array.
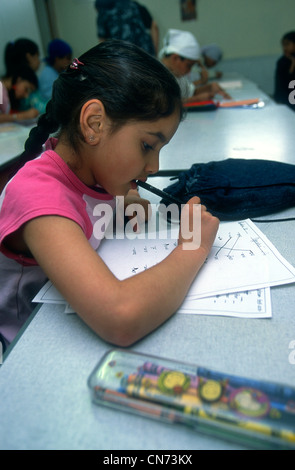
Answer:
[
  {"left": 183, "top": 100, "right": 218, "bottom": 111},
  {"left": 87, "top": 349, "right": 295, "bottom": 449}
]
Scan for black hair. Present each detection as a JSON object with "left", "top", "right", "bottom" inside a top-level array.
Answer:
[
  {"left": 13, "top": 40, "right": 183, "bottom": 176},
  {"left": 4, "top": 38, "right": 39, "bottom": 76},
  {"left": 7, "top": 66, "right": 39, "bottom": 110},
  {"left": 282, "top": 31, "right": 295, "bottom": 44}
]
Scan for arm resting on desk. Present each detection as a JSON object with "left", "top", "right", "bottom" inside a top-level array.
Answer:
[{"left": 20, "top": 199, "right": 218, "bottom": 346}]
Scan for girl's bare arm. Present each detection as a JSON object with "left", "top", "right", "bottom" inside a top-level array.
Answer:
[{"left": 23, "top": 198, "right": 219, "bottom": 346}]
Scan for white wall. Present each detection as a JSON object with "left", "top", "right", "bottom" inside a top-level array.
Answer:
[
  {"left": 143, "top": 0, "right": 295, "bottom": 59},
  {"left": 51, "top": 0, "right": 295, "bottom": 59},
  {"left": 0, "top": 0, "right": 44, "bottom": 76},
  {"left": 1, "top": 0, "right": 294, "bottom": 95}
]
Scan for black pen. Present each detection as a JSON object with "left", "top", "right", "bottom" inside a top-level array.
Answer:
[{"left": 135, "top": 180, "right": 183, "bottom": 205}]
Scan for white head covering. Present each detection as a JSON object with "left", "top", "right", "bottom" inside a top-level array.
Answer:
[
  {"left": 201, "top": 44, "right": 222, "bottom": 62},
  {"left": 159, "top": 29, "right": 200, "bottom": 61}
]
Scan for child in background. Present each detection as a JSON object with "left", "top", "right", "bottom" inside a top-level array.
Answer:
[
  {"left": 0, "top": 40, "right": 219, "bottom": 349},
  {"left": 4, "top": 38, "right": 41, "bottom": 76},
  {"left": 201, "top": 44, "right": 223, "bottom": 79},
  {"left": 4, "top": 38, "right": 47, "bottom": 114},
  {"left": 0, "top": 66, "right": 39, "bottom": 123},
  {"left": 159, "top": 29, "right": 230, "bottom": 102},
  {"left": 274, "top": 31, "right": 295, "bottom": 111},
  {"left": 39, "top": 38, "right": 72, "bottom": 102}
]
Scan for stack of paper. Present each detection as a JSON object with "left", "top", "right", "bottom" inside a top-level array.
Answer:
[{"left": 33, "top": 219, "right": 295, "bottom": 319}]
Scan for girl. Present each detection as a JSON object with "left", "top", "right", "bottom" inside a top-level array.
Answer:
[
  {"left": 0, "top": 66, "right": 39, "bottom": 123},
  {"left": 4, "top": 38, "right": 47, "bottom": 114},
  {"left": 4, "top": 38, "right": 41, "bottom": 76},
  {"left": 0, "top": 40, "right": 219, "bottom": 349}
]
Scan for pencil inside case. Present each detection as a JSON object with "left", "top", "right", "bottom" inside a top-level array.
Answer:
[{"left": 88, "top": 349, "right": 295, "bottom": 450}]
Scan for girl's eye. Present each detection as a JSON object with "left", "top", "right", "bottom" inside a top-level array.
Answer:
[{"left": 143, "top": 142, "right": 153, "bottom": 151}]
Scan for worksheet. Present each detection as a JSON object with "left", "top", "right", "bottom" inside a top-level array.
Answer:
[
  {"left": 96, "top": 219, "right": 295, "bottom": 299},
  {"left": 33, "top": 219, "right": 295, "bottom": 318}
]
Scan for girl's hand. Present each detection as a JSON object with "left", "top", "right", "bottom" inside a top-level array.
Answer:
[
  {"left": 124, "top": 189, "right": 151, "bottom": 232},
  {"left": 178, "top": 196, "right": 219, "bottom": 254}
]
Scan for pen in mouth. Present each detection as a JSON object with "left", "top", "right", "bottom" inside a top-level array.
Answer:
[{"left": 135, "top": 179, "right": 183, "bottom": 205}]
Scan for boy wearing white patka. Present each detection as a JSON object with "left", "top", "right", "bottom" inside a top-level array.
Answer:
[{"left": 159, "top": 29, "right": 229, "bottom": 103}]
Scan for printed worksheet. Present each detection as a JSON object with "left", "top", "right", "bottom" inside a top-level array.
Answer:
[
  {"left": 95, "top": 219, "right": 295, "bottom": 299},
  {"left": 33, "top": 219, "right": 295, "bottom": 319}
]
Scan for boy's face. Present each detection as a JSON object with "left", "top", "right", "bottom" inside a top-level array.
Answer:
[
  {"left": 171, "top": 55, "right": 197, "bottom": 77},
  {"left": 282, "top": 39, "right": 295, "bottom": 56},
  {"left": 54, "top": 54, "right": 72, "bottom": 73}
]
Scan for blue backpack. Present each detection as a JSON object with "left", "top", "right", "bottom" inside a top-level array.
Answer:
[{"left": 160, "top": 159, "right": 295, "bottom": 221}]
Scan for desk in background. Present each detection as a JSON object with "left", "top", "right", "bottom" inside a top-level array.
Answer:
[
  {"left": 160, "top": 77, "right": 295, "bottom": 170},
  {"left": 0, "top": 77, "right": 294, "bottom": 450},
  {"left": 0, "top": 123, "right": 32, "bottom": 169},
  {"left": 0, "top": 122, "right": 32, "bottom": 192}
]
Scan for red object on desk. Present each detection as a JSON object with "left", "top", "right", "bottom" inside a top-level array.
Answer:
[
  {"left": 183, "top": 100, "right": 218, "bottom": 111},
  {"left": 183, "top": 98, "right": 261, "bottom": 111}
]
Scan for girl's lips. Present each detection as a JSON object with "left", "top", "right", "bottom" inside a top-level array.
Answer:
[
  {"left": 131, "top": 178, "right": 147, "bottom": 189},
  {"left": 130, "top": 180, "right": 138, "bottom": 190}
]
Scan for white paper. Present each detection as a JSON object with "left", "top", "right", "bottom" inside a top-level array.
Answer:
[
  {"left": 96, "top": 219, "right": 295, "bottom": 299},
  {"left": 179, "top": 287, "right": 272, "bottom": 318},
  {"left": 32, "top": 218, "right": 295, "bottom": 319}
]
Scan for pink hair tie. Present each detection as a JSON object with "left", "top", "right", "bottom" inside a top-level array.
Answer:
[{"left": 70, "top": 58, "right": 85, "bottom": 70}]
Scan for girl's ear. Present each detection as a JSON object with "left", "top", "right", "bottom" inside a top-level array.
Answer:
[{"left": 80, "top": 99, "right": 106, "bottom": 145}]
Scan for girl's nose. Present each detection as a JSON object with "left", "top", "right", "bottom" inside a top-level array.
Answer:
[{"left": 145, "top": 153, "right": 159, "bottom": 175}]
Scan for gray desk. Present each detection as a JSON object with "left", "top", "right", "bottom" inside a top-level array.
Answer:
[
  {"left": 0, "top": 78, "right": 294, "bottom": 450},
  {"left": 0, "top": 123, "right": 32, "bottom": 169},
  {"left": 160, "top": 79, "right": 295, "bottom": 169}
]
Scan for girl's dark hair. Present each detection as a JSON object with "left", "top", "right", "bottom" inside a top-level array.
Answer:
[
  {"left": 8, "top": 66, "right": 39, "bottom": 110},
  {"left": 14, "top": 40, "right": 183, "bottom": 175},
  {"left": 282, "top": 31, "right": 295, "bottom": 44},
  {"left": 4, "top": 38, "right": 39, "bottom": 76}
]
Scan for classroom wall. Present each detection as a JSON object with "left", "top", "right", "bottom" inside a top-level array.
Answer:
[
  {"left": 0, "top": 0, "right": 44, "bottom": 76},
  {"left": 1, "top": 0, "right": 295, "bottom": 95},
  {"left": 50, "top": 0, "right": 295, "bottom": 59},
  {"left": 49, "top": 0, "right": 295, "bottom": 95},
  {"left": 145, "top": 0, "right": 295, "bottom": 59}
]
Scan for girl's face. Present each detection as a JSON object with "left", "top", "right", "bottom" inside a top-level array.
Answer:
[
  {"left": 92, "top": 111, "right": 180, "bottom": 196},
  {"left": 26, "top": 52, "right": 41, "bottom": 71},
  {"left": 13, "top": 78, "right": 36, "bottom": 100},
  {"left": 54, "top": 54, "right": 72, "bottom": 73}
]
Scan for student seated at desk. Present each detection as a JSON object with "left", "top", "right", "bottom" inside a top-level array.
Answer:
[
  {"left": 0, "top": 40, "right": 219, "bottom": 350},
  {"left": 159, "top": 29, "right": 230, "bottom": 103},
  {"left": 201, "top": 44, "right": 223, "bottom": 80},
  {"left": 274, "top": 31, "right": 295, "bottom": 111},
  {"left": 0, "top": 66, "right": 39, "bottom": 123},
  {"left": 4, "top": 38, "right": 47, "bottom": 115},
  {"left": 39, "top": 39, "right": 72, "bottom": 102}
]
